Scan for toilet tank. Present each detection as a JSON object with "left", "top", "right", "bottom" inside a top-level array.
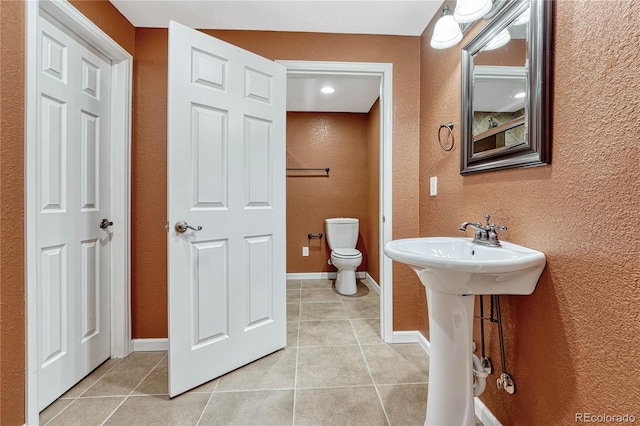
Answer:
[{"left": 325, "top": 218, "right": 359, "bottom": 250}]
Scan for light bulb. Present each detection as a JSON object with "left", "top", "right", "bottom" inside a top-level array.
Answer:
[
  {"left": 483, "top": 28, "right": 511, "bottom": 51},
  {"left": 453, "top": 0, "right": 493, "bottom": 24},
  {"left": 430, "top": 12, "right": 463, "bottom": 49}
]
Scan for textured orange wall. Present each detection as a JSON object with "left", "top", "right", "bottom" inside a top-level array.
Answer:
[
  {"left": 131, "top": 29, "right": 169, "bottom": 338},
  {"left": 419, "top": 1, "right": 640, "bottom": 424},
  {"left": 132, "top": 29, "right": 422, "bottom": 337},
  {"left": 366, "top": 100, "right": 381, "bottom": 284},
  {"left": 0, "top": 2, "right": 133, "bottom": 423},
  {"left": 0, "top": 2, "right": 25, "bottom": 424},
  {"left": 286, "top": 112, "right": 369, "bottom": 273}
]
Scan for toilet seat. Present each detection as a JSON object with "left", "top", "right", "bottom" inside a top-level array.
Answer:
[{"left": 332, "top": 248, "right": 361, "bottom": 258}]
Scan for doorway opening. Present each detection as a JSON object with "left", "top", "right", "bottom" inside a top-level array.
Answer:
[{"left": 277, "top": 61, "right": 393, "bottom": 342}]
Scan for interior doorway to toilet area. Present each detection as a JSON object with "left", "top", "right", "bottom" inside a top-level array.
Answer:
[{"left": 278, "top": 61, "right": 393, "bottom": 342}]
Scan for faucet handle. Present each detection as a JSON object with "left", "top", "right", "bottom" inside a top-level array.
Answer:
[
  {"left": 484, "top": 214, "right": 507, "bottom": 232},
  {"left": 488, "top": 224, "right": 507, "bottom": 234},
  {"left": 487, "top": 223, "right": 507, "bottom": 245}
]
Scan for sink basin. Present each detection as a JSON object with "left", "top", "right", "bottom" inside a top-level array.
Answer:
[
  {"left": 383, "top": 237, "right": 546, "bottom": 295},
  {"left": 384, "top": 237, "right": 545, "bottom": 425}
]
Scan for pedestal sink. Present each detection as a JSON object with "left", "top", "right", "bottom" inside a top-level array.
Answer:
[{"left": 384, "top": 237, "right": 546, "bottom": 426}]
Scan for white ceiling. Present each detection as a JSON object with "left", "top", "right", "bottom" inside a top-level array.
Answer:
[
  {"left": 109, "top": 0, "right": 445, "bottom": 113},
  {"left": 474, "top": 79, "right": 525, "bottom": 113},
  {"left": 109, "top": 0, "right": 444, "bottom": 36},
  {"left": 286, "top": 73, "right": 381, "bottom": 113}
]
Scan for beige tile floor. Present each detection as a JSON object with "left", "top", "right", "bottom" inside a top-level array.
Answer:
[{"left": 39, "top": 279, "right": 459, "bottom": 425}]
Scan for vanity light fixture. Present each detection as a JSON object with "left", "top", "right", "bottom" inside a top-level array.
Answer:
[
  {"left": 453, "top": 0, "right": 492, "bottom": 24},
  {"left": 483, "top": 27, "right": 511, "bottom": 50},
  {"left": 512, "top": 5, "right": 530, "bottom": 26},
  {"left": 430, "top": 5, "right": 463, "bottom": 49},
  {"left": 320, "top": 86, "right": 335, "bottom": 94},
  {"left": 430, "top": 0, "right": 509, "bottom": 49}
]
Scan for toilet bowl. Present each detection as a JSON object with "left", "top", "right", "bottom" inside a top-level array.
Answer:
[
  {"left": 325, "top": 218, "right": 363, "bottom": 296},
  {"left": 330, "top": 249, "right": 363, "bottom": 295}
]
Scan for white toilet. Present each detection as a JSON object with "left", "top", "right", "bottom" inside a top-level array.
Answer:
[{"left": 325, "top": 218, "right": 363, "bottom": 296}]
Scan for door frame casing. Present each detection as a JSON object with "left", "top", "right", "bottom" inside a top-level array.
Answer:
[
  {"left": 276, "top": 60, "right": 393, "bottom": 342},
  {"left": 25, "top": 0, "right": 132, "bottom": 423}
]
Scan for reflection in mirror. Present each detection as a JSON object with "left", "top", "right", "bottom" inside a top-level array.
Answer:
[
  {"left": 461, "top": 0, "right": 551, "bottom": 174},
  {"left": 472, "top": 66, "right": 527, "bottom": 156}
]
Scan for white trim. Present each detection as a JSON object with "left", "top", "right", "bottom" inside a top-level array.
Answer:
[
  {"left": 475, "top": 65, "right": 527, "bottom": 81},
  {"left": 475, "top": 397, "right": 503, "bottom": 426},
  {"left": 392, "top": 330, "right": 419, "bottom": 344},
  {"left": 286, "top": 272, "right": 336, "bottom": 280},
  {"left": 277, "top": 60, "right": 393, "bottom": 344},
  {"left": 364, "top": 272, "right": 380, "bottom": 295},
  {"left": 25, "top": 4, "right": 39, "bottom": 423},
  {"left": 417, "top": 331, "right": 431, "bottom": 356},
  {"left": 25, "top": 1, "right": 132, "bottom": 424},
  {"left": 108, "top": 48, "right": 133, "bottom": 361},
  {"left": 285, "top": 271, "right": 367, "bottom": 280},
  {"left": 392, "top": 330, "right": 431, "bottom": 355},
  {"left": 379, "top": 64, "right": 394, "bottom": 345},
  {"left": 131, "top": 338, "right": 169, "bottom": 352}
]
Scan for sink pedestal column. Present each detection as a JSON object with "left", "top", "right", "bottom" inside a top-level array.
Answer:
[{"left": 425, "top": 288, "right": 475, "bottom": 426}]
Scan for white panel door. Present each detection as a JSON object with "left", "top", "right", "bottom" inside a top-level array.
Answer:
[
  {"left": 36, "top": 15, "right": 112, "bottom": 410},
  {"left": 167, "top": 21, "right": 287, "bottom": 396}
]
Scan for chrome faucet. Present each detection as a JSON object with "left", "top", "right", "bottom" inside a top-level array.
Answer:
[{"left": 459, "top": 214, "right": 507, "bottom": 247}]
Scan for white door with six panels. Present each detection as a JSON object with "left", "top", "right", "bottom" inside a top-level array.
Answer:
[{"left": 167, "top": 21, "right": 287, "bottom": 397}]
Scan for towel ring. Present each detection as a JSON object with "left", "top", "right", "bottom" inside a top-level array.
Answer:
[{"left": 438, "top": 122, "right": 455, "bottom": 152}]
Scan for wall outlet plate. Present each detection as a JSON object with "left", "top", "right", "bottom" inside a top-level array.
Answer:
[{"left": 302, "top": 246, "right": 309, "bottom": 256}]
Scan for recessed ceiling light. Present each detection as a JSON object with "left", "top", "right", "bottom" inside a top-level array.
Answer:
[
  {"left": 321, "top": 86, "right": 335, "bottom": 94},
  {"left": 514, "top": 92, "right": 526, "bottom": 99}
]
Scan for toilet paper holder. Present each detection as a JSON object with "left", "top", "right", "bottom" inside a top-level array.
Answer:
[{"left": 307, "top": 233, "right": 323, "bottom": 239}]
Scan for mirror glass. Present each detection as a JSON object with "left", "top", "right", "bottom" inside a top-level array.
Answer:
[{"left": 460, "top": 0, "right": 551, "bottom": 174}]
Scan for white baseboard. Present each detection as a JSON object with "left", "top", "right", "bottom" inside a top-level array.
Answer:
[
  {"left": 131, "top": 338, "right": 168, "bottom": 352},
  {"left": 287, "top": 272, "right": 336, "bottom": 280},
  {"left": 286, "top": 272, "right": 367, "bottom": 280},
  {"left": 364, "top": 273, "right": 380, "bottom": 295},
  {"left": 391, "top": 330, "right": 419, "bottom": 344},
  {"left": 474, "top": 397, "right": 502, "bottom": 426},
  {"left": 417, "top": 331, "right": 431, "bottom": 356}
]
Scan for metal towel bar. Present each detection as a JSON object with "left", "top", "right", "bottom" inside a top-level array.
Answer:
[{"left": 286, "top": 167, "right": 330, "bottom": 175}]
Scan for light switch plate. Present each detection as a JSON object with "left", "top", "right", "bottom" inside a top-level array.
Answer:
[{"left": 430, "top": 176, "right": 437, "bottom": 196}]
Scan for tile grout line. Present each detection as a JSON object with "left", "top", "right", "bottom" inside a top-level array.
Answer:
[
  {"left": 349, "top": 286, "right": 392, "bottom": 426},
  {"left": 42, "top": 357, "right": 124, "bottom": 425},
  {"left": 291, "top": 280, "right": 303, "bottom": 426},
  {"left": 194, "top": 377, "right": 219, "bottom": 426},
  {"left": 351, "top": 284, "right": 391, "bottom": 425},
  {"left": 99, "top": 352, "right": 168, "bottom": 426}
]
